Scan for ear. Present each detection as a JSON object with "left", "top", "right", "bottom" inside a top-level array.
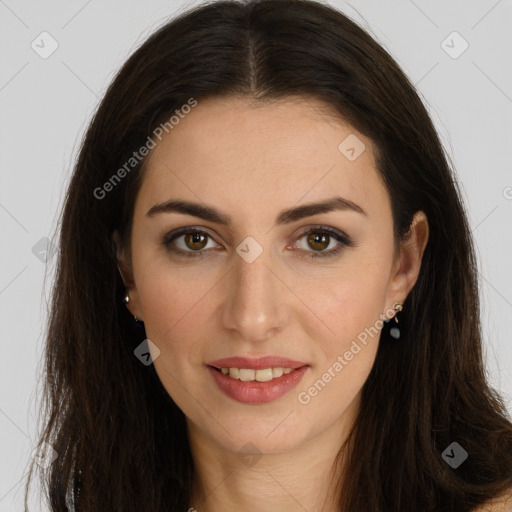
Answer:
[
  {"left": 386, "top": 210, "right": 429, "bottom": 315},
  {"left": 112, "top": 230, "right": 133, "bottom": 287},
  {"left": 112, "top": 230, "right": 144, "bottom": 321}
]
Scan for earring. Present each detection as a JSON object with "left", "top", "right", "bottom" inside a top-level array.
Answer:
[
  {"left": 389, "top": 301, "right": 404, "bottom": 339},
  {"left": 122, "top": 294, "right": 144, "bottom": 326},
  {"left": 393, "top": 302, "right": 403, "bottom": 323}
]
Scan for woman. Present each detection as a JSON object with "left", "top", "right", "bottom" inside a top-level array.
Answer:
[{"left": 24, "top": 0, "right": 512, "bottom": 510}]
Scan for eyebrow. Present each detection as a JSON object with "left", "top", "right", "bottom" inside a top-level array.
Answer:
[{"left": 146, "top": 196, "right": 368, "bottom": 226}]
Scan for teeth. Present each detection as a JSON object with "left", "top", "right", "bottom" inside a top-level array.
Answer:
[
  {"left": 272, "top": 367, "right": 284, "bottom": 378},
  {"left": 239, "top": 369, "right": 256, "bottom": 381},
  {"left": 220, "top": 367, "right": 296, "bottom": 381}
]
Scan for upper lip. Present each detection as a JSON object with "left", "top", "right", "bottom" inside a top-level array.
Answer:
[{"left": 206, "top": 356, "right": 309, "bottom": 370}]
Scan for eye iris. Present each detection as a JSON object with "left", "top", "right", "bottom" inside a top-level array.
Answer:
[
  {"left": 308, "top": 233, "right": 329, "bottom": 251},
  {"left": 185, "top": 232, "right": 207, "bottom": 250}
]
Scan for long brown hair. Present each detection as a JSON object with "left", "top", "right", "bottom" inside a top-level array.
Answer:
[{"left": 24, "top": 0, "right": 512, "bottom": 510}]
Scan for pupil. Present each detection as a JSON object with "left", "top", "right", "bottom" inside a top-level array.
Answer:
[
  {"left": 187, "top": 233, "right": 206, "bottom": 250},
  {"left": 309, "top": 233, "right": 328, "bottom": 251}
]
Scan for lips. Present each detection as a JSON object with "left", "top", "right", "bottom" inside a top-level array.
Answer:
[
  {"left": 206, "top": 356, "right": 309, "bottom": 370},
  {"left": 207, "top": 364, "right": 310, "bottom": 404}
]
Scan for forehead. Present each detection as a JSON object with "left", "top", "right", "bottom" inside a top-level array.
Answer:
[{"left": 136, "top": 95, "right": 390, "bottom": 224}]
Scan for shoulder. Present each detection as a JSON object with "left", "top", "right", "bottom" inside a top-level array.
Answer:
[{"left": 472, "top": 489, "right": 512, "bottom": 511}]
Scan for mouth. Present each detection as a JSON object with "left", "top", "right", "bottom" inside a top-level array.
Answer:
[
  {"left": 206, "top": 363, "right": 310, "bottom": 404},
  {"left": 207, "top": 365, "right": 307, "bottom": 382}
]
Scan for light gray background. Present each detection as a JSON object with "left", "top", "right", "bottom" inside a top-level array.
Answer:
[{"left": 1, "top": 0, "right": 511, "bottom": 510}]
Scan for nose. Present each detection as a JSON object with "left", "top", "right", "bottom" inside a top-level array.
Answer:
[{"left": 221, "top": 247, "right": 288, "bottom": 342}]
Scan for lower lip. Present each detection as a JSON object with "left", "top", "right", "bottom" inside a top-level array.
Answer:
[{"left": 207, "top": 365, "right": 309, "bottom": 404}]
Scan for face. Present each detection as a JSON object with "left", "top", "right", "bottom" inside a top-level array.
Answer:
[{"left": 116, "top": 95, "right": 427, "bottom": 456}]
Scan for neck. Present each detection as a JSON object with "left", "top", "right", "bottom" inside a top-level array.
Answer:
[{"left": 186, "top": 396, "right": 359, "bottom": 512}]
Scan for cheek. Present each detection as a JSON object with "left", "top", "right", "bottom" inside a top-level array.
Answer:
[
  {"left": 135, "top": 264, "right": 217, "bottom": 363},
  {"left": 292, "top": 257, "right": 390, "bottom": 412},
  {"left": 299, "top": 255, "right": 391, "bottom": 351},
  {"left": 295, "top": 275, "right": 385, "bottom": 414}
]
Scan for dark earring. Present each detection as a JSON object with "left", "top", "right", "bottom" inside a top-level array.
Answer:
[{"left": 389, "top": 302, "right": 404, "bottom": 339}]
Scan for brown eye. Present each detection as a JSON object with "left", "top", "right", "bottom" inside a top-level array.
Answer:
[
  {"left": 162, "top": 226, "right": 354, "bottom": 260},
  {"left": 183, "top": 232, "right": 208, "bottom": 251},
  {"left": 295, "top": 227, "right": 353, "bottom": 259},
  {"left": 162, "top": 228, "right": 219, "bottom": 258},
  {"left": 306, "top": 232, "right": 330, "bottom": 252}
]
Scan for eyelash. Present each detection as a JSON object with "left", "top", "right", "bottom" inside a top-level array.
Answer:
[{"left": 161, "top": 225, "right": 354, "bottom": 260}]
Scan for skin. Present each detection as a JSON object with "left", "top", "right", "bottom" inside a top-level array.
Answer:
[{"left": 114, "top": 95, "right": 429, "bottom": 512}]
